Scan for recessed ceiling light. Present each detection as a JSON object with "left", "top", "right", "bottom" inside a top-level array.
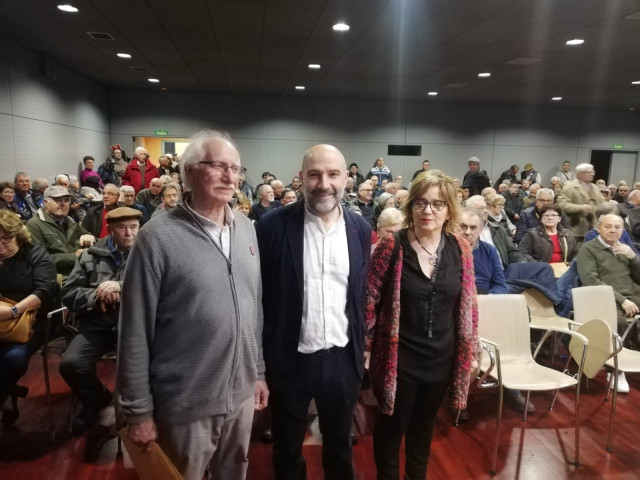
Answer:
[
  {"left": 57, "top": 4, "right": 78, "bottom": 13},
  {"left": 148, "top": 78, "right": 160, "bottom": 83},
  {"left": 565, "top": 39, "right": 584, "bottom": 46},
  {"left": 295, "top": 86, "right": 306, "bottom": 91},
  {"left": 427, "top": 92, "right": 438, "bottom": 96},
  {"left": 630, "top": 107, "right": 635, "bottom": 111},
  {"left": 117, "top": 53, "right": 132, "bottom": 59},
  {"left": 632, "top": 81, "right": 640, "bottom": 85},
  {"left": 308, "top": 64, "right": 321, "bottom": 70},
  {"left": 478, "top": 72, "right": 491, "bottom": 78},
  {"left": 333, "top": 23, "right": 350, "bottom": 32},
  {"left": 551, "top": 97, "right": 563, "bottom": 101}
]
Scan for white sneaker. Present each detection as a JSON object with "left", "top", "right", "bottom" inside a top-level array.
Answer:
[{"left": 607, "top": 372, "right": 630, "bottom": 393}]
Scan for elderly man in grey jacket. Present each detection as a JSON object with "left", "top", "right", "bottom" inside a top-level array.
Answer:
[{"left": 117, "top": 130, "right": 268, "bottom": 480}]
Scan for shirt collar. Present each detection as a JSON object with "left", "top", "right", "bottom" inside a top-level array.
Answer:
[
  {"left": 304, "top": 202, "right": 344, "bottom": 234},
  {"left": 596, "top": 235, "right": 617, "bottom": 250},
  {"left": 183, "top": 197, "right": 234, "bottom": 229}
]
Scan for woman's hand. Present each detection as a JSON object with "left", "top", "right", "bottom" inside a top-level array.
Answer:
[{"left": 0, "top": 306, "right": 14, "bottom": 321}]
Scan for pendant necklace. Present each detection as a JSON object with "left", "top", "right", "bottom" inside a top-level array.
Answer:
[{"left": 414, "top": 232, "right": 439, "bottom": 266}]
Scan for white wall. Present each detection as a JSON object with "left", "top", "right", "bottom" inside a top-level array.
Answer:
[
  {"left": 110, "top": 90, "right": 640, "bottom": 188},
  {"left": 0, "top": 38, "right": 110, "bottom": 183}
]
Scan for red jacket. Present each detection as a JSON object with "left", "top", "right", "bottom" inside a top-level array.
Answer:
[{"left": 122, "top": 161, "right": 159, "bottom": 194}]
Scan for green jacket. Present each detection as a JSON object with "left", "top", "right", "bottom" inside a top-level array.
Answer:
[
  {"left": 26, "top": 208, "right": 90, "bottom": 277},
  {"left": 576, "top": 238, "right": 640, "bottom": 306}
]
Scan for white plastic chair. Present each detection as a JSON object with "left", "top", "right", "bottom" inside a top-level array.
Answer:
[
  {"left": 477, "top": 295, "right": 588, "bottom": 475},
  {"left": 571, "top": 285, "right": 640, "bottom": 451}
]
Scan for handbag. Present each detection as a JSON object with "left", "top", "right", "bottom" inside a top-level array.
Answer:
[{"left": 0, "top": 297, "right": 37, "bottom": 343}]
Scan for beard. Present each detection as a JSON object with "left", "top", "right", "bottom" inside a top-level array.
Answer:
[{"left": 306, "top": 186, "right": 342, "bottom": 216}]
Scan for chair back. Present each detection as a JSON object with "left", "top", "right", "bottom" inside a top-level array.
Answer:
[
  {"left": 478, "top": 294, "right": 532, "bottom": 364},
  {"left": 522, "top": 288, "right": 556, "bottom": 318},
  {"left": 572, "top": 285, "right": 618, "bottom": 332},
  {"left": 569, "top": 319, "right": 612, "bottom": 378}
]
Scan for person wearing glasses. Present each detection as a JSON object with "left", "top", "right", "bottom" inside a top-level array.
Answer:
[
  {"left": 517, "top": 205, "right": 578, "bottom": 264},
  {"left": 118, "top": 130, "right": 268, "bottom": 480},
  {"left": 83, "top": 184, "right": 122, "bottom": 238},
  {"left": 365, "top": 170, "right": 479, "bottom": 479},
  {"left": 514, "top": 188, "right": 571, "bottom": 244},
  {"left": 0, "top": 210, "right": 57, "bottom": 427},
  {"left": 26, "top": 186, "right": 95, "bottom": 278}
]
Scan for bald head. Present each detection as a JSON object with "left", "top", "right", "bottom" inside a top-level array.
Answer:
[
  {"left": 300, "top": 144, "right": 348, "bottom": 220},
  {"left": 301, "top": 144, "right": 347, "bottom": 172}
]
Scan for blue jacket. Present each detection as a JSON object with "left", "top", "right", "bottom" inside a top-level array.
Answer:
[
  {"left": 473, "top": 241, "right": 508, "bottom": 294},
  {"left": 256, "top": 200, "right": 371, "bottom": 388}
]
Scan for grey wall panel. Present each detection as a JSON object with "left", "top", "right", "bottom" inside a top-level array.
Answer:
[
  {"left": 312, "top": 99, "right": 406, "bottom": 143},
  {"left": 493, "top": 107, "right": 581, "bottom": 147},
  {"left": 233, "top": 138, "right": 311, "bottom": 185},
  {"left": 493, "top": 145, "right": 579, "bottom": 185},
  {"left": 0, "top": 114, "right": 16, "bottom": 175},
  {"left": 214, "top": 95, "right": 313, "bottom": 140},
  {"left": 578, "top": 111, "right": 640, "bottom": 149},
  {"left": 74, "top": 129, "right": 112, "bottom": 166},
  {"left": 110, "top": 90, "right": 213, "bottom": 136},
  {"left": 0, "top": 43, "right": 11, "bottom": 115},
  {"left": 12, "top": 116, "right": 76, "bottom": 180}
]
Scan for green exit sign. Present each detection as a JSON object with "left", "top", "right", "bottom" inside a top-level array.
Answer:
[
  {"left": 155, "top": 130, "right": 169, "bottom": 136},
  {"left": 614, "top": 143, "right": 624, "bottom": 149}
]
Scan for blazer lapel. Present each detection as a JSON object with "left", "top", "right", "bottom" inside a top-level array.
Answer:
[{"left": 285, "top": 202, "right": 305, "bottom": 301}]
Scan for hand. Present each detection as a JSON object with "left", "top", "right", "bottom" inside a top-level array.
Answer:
[
  {"left": 75, "top": 249, "right": 84, "bottom": 257},
  {"left": 612, "top": 244, "right": 635, "bottom": 260},
  {"left": 0, "top": 306, "right": 13, "bottom": 321},
  {"left": 96, "top": 281, "right": 121, "bottom": 304},
  {"left": 79, "top": 234, "right": 96, "bottom": 247},
  {"left": 583, "top": 205, "right": 594, "bottom": 215},
  {"left": 254, "top": 380, "right": 269, "bottom": 410},
  {"left": 128, "top": 418, "right": 158, "bottom": 453},
  {"left": 364, "top": 351, "right": 371, "bottom": 370},
  {"left": 621, "top": 299, "right": 639, "bottom": 317},
  {"left": 514, "top": 214, "right": 520, "bottom": 221}
]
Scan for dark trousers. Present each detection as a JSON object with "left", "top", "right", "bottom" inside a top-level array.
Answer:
[
  {"left": 373, "top": 377, "right": 450, "bottom": 480},
  {"left": 0, "top": 321, "right": 46, "bottom": 402},
  {"left": 58, "top": 325, "right": 116, "bottom": 411},
  {"left": 270, "top": 345, "right": 361, "bottom": 480}
]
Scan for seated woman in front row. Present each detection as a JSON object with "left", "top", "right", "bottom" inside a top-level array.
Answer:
[
  {"left": 517, "top": 204, "right": 578, "bottom": 264},
  {"left": 0, "top": 210, "right": 57, "bottom": 426}
]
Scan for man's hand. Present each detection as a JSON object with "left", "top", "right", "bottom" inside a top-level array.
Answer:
[
  {"left": 96, "top": 280, "right": 121, "bottom": 304},
  {"left": 364, "top": 351, "right": 371, "bottom": 370},
  {"left": 254, "top": 380, "right": 269, "bottom": 410},
  {"left": 79, "top": 234, "right": 96, "bottom": 247},
  {"left": 612, "top": 244, "right": 635, "bottom": 260},
  {"left": 127, "top": 418, "right": 158, "bottom": 453},
  {"left": 622, "top": 299, "right": 639, "bottom": 317}
]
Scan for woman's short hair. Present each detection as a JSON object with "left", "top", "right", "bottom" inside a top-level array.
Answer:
[
  {"left": 377, "top": 208, "right": 404, "bottom": 232},
  {"left": 401, "top": 170, "right": 461, "bottom": 234},
  {"left": 0, "top": 181, "right": 16, "bottom": 192},
  {"left": 236, "top": 191, "right": 252, "bottom": 214},
  {"left": 0, "top": 209, "right": 31, "bottom": 248},
  {"left": 162, "top": 182, "right": 181, "bottom": 197},
  {"left": 377, "top": 192, "right": 395, "bottom": 209},
  {"left": 539, "top": 204, "right": 562, "bottom": 217},
  {"left": 486, "top": 193, "right": 506, "bottom": 207}
]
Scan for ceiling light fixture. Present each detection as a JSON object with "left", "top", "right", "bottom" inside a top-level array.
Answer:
[
  {"left": 117, "top": 53, "right": 132, "bottom": 59},
  {"left": 632, "top": 81, "right": 640, "bottom": 85},
  {"left": 295, "top": 86, "right": 306, "bottom": 91},
  {"left": 148, "top": 78, "right": 160, "bottom": 83},
  {"left": 478, "top": 72, "right": 491, "bottom": 78},
  {"left": 333, "top": 23, "right": 350, "bottom": 32},
  {"left": 428, "top": 92, "right": 438, "bottom": 96},
  {"left": 308, "top": 64, "right": 321, "bottom": 69},
  {"left": 57, "top": 4, "right": 78, "bottom": 13},
  {"left": 565, "top": 39, "right": 584, "bottom": 46},
  {"left": 551, "top": 97, "right": 563, "bottom": 101}
]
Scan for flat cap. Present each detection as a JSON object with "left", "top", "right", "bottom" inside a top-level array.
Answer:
[
  {"left": 43, "top": 186, "right": 70, "bottom": 199},
  {"left": 468, "top": 156, "right": 480, "bottom": 164},
  {"left": 105, "top": 207, "right": 143, "bottom": 223}
]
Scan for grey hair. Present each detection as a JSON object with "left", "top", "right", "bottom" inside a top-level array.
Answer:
[
  {"left": 550, "top": 176, "right": 560, "bottom": 183},
  {"left": 120, "top": 185, "right": 135, "bottom": 194},
  {"left": 256, "top": 184, "right": 272, "bottom": 196},
  {"left": 32, "top": 178, "right": 49, "bottom": 191},
  {"left": 628, "top": 190, "right": 640, "bottom": 202},
  {"left": 163, "top": 181, "right": 182, "bottom": 195},
  {"left": 270, "top": 180, "right": 283, "bottom": 188},
  {"left": 103, "top": 183, "right": 120, "bottom": 192},
  {"left": 575, "top": 163, "right": 594, "bottom": 174},
  {"left": 55, "top": 174, "right": 69, "bottom": 184},
  {"left": 596, "top": 212, "right": 623, "bottom": 228},
  {"left": 460, "top": 206, "right": 484, "bottom": 224},
  {"left": 14, "top": 171, "right": 29, "bottom": 182},
  {"left": 180, "top": 130, "right": 235, "bottom": 189},
  {"left": 377, "top": 208, "right": 404, "bottom": 231},
  {"left": 536, "top": 187, "right": 555, "bottom": 199}
]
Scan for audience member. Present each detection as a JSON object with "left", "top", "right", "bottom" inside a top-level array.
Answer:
[
  {"left": 520, "top": 163, "right": 541, "bottom": 185},
  {"left": 613, "top": 184, "right": 631, "bottom": 207},
  {"left": 280, "top": 188, "right": 297, "bottom": 206},
  {"left": 122, "top": 147, "right": 159, "bottom": 194},
  {"left": 285, "top": 176, "right": 303, "bottom": 199},
  {"left": 99, "top": 147, "right": 128, "bottom": 186},
  {"left": 80, "top": 156, "right": 103, "bottom": 189},
  {"left": 83, "top": 184, "right": 121, "bottom": 238},
  {"left": 502, "top": 181, "right": 524, "bottom": 223},
  {"left": 250, "top": 184, "right": 278, "bottom": 222},
  {"left": 32, "top": 178, "right": 49, "bottom": 197},
  {"left": 118, "top": 130, "right": 267, "bottom": 479},
  {"left": 486, "top": 193, "right": 516, "bottom": 237},
  {"left": 411, "top": 159, "right": 431, "bottom": 180},
  {"left": 557, "top": 163, "right": 604, "bottom": 240},
  {"left": 395, "top": 189, "right": 409, "bottom": 208},
  {"left": 356, "top": 180, "right": 375, "bottom": 228},
  {"left": 270, "top": 180, "right": 284, "bottom": 201},
  {"left": 348, "top": 163, "right": 365, "bottom": 187},
  {"left": 515, "top": 188, "right": 570, "bottom": 244},
  {"left": 375, "top": 207, "right": 404, "bottom": 240},
  {"left": 257, "top": 144, "right": 370, "bottom": 479},
  {"left": 59, "top": 207, "right": 141, "bottom": 444},
  {"left": 366, "top": 157, "right": 393, "bottom": 186},
  {"left": 157, "top": 155, "right": 178, "bottom": 176},
  {"left": 238, "top": 168, "right": 254, "bottom": 203},
  {"left": 517, "top": 205, "right": 578, "bottom": 264},
  {"left": 135, "top": 178, "right": 163, "bottom": 215},
  {"left": 462, "top": 157, "right": 490, "bottom": 196},
  {"left": 495, "top": 164, "right": 519, "bottom": 187},
  {"left": 13, "top": 172, "right": 43, "bottom": 220},
  {"left": 26, "top": 186, "right": 95, "bottom": 277},
  {"left": 583, "top": 203, "right": 639, "bottom": 254},
  {"left": 556, "top": 161, "right": 575, "bottom": 183},
  {"left": 0, "top": 181, "right": 29, "bottom": 222},
  {"left": 120, "top": 185, "right": 150, "bottom": 225},
  {"left": 151, "top": 182, "right": 181, "bottom": 218}
]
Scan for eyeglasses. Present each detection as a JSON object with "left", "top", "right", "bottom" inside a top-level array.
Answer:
[
  {"left": 0, "top": 235, "right": 14, "bottom": 244},
  {"left": 412, "top": 200, "right": 447, "bottom": 212},
  {"left": 541, "top": 214, "right": 560, "bottom": 219},
  {"left": 199, "top": 161, "right": 242, "bottom": 175},
  {"left": 537, "top": 198, "right": 553, "bottom": 204},
  {"left": 359, "top": 189, "right": 373, "bottom": 193}
]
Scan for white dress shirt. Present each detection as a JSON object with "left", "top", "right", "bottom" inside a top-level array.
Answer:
[
  {"left": 185, "top": 201, "right": 234, "bottom": 258},
  {"left": 299, "top": 205, "right": 350, "bottom": 353}
]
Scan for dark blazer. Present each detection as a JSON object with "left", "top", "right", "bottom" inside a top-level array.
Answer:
[{"left": 256, "top": 200, "right": 371, "bottom": 388}]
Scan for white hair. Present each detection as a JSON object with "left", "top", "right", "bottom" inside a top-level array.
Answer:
[
  {"left": 180, "top": 130, "right": 235, "bottom": 189},
  {"left": 377, "top": 208, "right": 404, "bottom": 231},
  {"left": 120, "top": 185, "right": 135, "bottom": 194},
  {"left": 536, "top": 187, "right": 555, "bottom": 199},
  {"left": 575, "top": 163, "right": 594, "bottom": 174}
]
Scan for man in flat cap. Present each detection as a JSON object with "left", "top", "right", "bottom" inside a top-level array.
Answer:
[
  {"left": 59, "top": 207, "right": 142, "bottom": 445},
  {"left": 26, "top": 186, "right": 95, "bottom": 278},
  {"left": 463, "top": 157, "right": 491, "bottom": 196}
]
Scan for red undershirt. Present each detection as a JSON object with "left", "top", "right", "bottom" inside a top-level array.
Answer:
[{"left": 549, "top": 233, "right": 562, "bottom": 262}]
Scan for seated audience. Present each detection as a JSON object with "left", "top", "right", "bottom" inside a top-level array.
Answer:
[
  {"left": 32, "top": 178, "right": 50, "bottom": 197},
  {"left": 151, "top": 182, "right": 181, "bottom": 218},
  {"left": 26, "top": 186, "right": 95, "bottom": 278},
  {"left": 517, "top": 205, "right": 578, "bottom": 264},
  {"left": 486, "top": 193, "right": 516, "bottom": 237},
  {"left": 280, "top": 188, "right": 297, "bottom": 206},
  {"left": 515, "top": 188, "right": 571, "bottom": 244},
  {"left": 0, "top": 210, "right": 57, "bottom": 427},
  {"left": 83, "top": 184, "right": 121, "bottom": 238},
  {"left": 59, "top": 208, "right": 141, "bottom": 446},
  {"left": 234, "top": 192, "right": 252, "bottom": 217},
  {"left": 584, "top": 203, "right": 639, "bottom": 255},
  {"left": 120, "top": 185, "right": 150, "bottom": 225},
  {"left": 356, "top": 181, "right": 375, "bottom": 228},
  {"left": 135, "top": 178, "right": 164, "bottom": 215},
  {"left": 250, "top": 184, "right": 278, "bottom": 222},
  {"left": 372, "top": 207, "right": 404, "bottom": 245},
  {"left": 502, "top": 181, "right": 524, "bottom": 223},
  {"left": 13, "top": 172, "right": 43, "bottom": 220},
  {"left": 0, "top": 182, "right": 29, "bottom": 223}
]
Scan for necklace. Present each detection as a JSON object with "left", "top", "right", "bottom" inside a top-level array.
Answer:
[{"left": 413, "top": 231, "right": 439, "bottom": 266}]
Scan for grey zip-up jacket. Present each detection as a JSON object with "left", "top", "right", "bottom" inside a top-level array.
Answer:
[{"left": 117, "top": 199, "right": 264, "bottom": 426}]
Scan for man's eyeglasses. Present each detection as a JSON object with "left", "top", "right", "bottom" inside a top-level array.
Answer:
[
  {"left": 412, "top": 200, "right": 447, "bottom": 212},
  {"left": 541, "top": 214, "right": 560, "bottom": 219},
  {"left": 199, "top": 161, "right": 242, "bottom": 175}
]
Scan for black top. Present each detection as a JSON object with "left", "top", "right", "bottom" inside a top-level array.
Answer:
[
  {"left": 398, "top": 230, "right": 462, "bottom": 384},
  {"left": 0, "top": 243, "right": 57, "bottom": 319}
]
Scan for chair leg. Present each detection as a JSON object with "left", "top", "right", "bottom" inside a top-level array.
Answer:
[
  {"left": 606, "top": 366, "right": 619, "bottom": 452},
  {"left": 490, "top": 386, "right": 504, "bottom": 475},
  {"left": 574, "top": 375, "right": 582, "bottom": 466},
  {"left": 523, "top": 391, "right": 531, "bottom": 421},
  {"left": 41, "top": 344, "right": 56, "bottom": 444}
]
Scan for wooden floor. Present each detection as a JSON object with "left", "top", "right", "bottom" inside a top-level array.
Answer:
[{"left": 2, "top": 349, "right": 640, "bottom": 480}]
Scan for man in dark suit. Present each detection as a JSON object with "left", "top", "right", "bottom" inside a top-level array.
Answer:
[{"left": 257, "top": 144, "right": 371, "bottom": 480}]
